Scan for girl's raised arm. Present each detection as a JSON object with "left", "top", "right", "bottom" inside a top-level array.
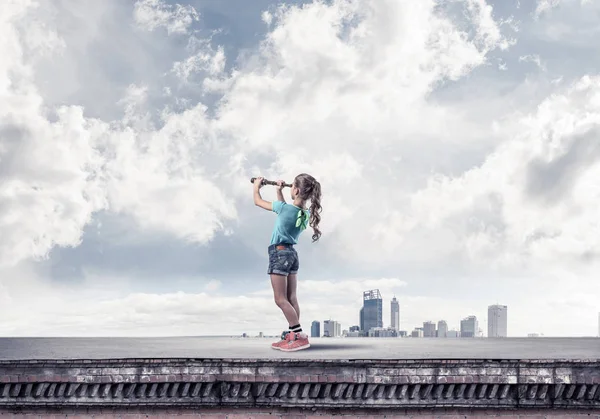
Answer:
[{"left": 253, "top": 176, "right": 272, "bottom": 211}]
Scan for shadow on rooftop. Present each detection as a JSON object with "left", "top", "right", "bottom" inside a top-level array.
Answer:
[{"left": 307, "top": 343, "right": 370, "bottom": 351}]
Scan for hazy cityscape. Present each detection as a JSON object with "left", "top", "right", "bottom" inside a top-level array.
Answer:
[
  {"left": 306, "top": 289, "right": 509, "bottom": 339},
  {"left": 301, "top": 290, "right": 600, "bottom": 339}
]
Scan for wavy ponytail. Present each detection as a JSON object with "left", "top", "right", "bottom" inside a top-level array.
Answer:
[
  {"left": 308, "top": 181, "right": 322, "bottom": 242},
  {"left": 294, "top": 173, "right": 322, "bottom": 242}
]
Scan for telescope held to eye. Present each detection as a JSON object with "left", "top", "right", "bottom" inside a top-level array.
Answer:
[{"left": 250, "top": 177, "right": 292, "bottom": 188}]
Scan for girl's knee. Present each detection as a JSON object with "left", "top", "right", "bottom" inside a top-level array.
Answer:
[{"left": 274, "top": 296, "right": 289, "bottom": 307}]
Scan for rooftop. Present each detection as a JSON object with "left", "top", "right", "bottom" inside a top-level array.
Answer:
[
  {"left": 1, "top": 336, "right": 598, "bottom": 360},
  {"left": 1, "top": 337, "right": 599, "bottom": 412}
]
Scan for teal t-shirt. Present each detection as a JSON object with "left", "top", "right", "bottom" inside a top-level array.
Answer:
[{"left": 270, "top": 201, "right": 310, "bottom": 245}]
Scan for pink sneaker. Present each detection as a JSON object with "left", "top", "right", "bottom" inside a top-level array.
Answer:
[
  {"left": 279, "top": 332, "right": 310, "bottom": 352},
  {"left": 271, "top": 331, "right": 295, "bottom": 350}
]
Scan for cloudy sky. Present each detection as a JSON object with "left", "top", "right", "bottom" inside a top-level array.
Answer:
[{"left": 1, "top": 0, "right": 599, "bottom": 338}]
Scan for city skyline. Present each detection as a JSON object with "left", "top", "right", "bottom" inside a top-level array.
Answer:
[
  {"left": 307, "top": 288, "right": 598, "bottom": 338},
  {"left": 309, "top": 301, "right": 600, "bottom": 338},
  {"left": 319, "top": 288, "right": 500, "bottom": 338},
  {"left": 311, "top": 288, "right": 597, "bottom": 338}
]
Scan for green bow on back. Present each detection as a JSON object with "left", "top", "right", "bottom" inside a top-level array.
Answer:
[{"left": 296, "top": 209, "right": 309, "bottom": 230}]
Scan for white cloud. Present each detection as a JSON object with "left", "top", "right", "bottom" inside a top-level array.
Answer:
[
  {"left": 0, "top": 2, "right": 107, "bottom": 267},
  {"left": 99, "top": 106, "right": 238, "bottom": 243},
  {"left": 133, "top": 0, "right": 199, "bottom": 35},
  {"left": 519, "top": 54, "right": 546, "bottom": 71},
  {"left": 533, "top": 0, "right": 600, "bottom": 37},
  {"left": 262, "top": 11, "right": 273, "bottom": 26},
  {"left": 0, "top": 1, "right": 237, "bottom": 266},
  {"left": 535, "top": 0, "right": 561, "bottom": 17},
  {"left": 210, "top": 0, "right": 516, "bottom": 270},
  {"left": 0, "top": 271, "right": 404, "bottom": 337},
  {"left": 535, "top": 0, "right": 595, "bottom": 18},
  {"left": 378, "top": 75, "right": 600, "bottom": 270},
  {"left": 172, "top": 37, "right": 226, "bottom": 82},
  {"left": 1, "top": 0, "right": 599, "bottom": 337}
]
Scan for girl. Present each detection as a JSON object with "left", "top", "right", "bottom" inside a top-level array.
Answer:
[{"left": 253, "top": 173, "right": 322, "bottom": 352}]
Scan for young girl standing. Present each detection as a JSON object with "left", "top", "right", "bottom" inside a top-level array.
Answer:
[{"left": 253, "top": 173, "right": 322, "bottom": 352}]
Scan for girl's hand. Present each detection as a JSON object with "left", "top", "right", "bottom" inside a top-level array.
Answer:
[
  {"left": 254, "top": 177, "right": 264, "bottom": 190},
  {"left": 276, "top": 180, "right": 285, "bottom": 191}
]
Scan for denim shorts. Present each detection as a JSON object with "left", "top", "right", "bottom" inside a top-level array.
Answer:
[{"left": 267, "top": 243, "right": 299, "bottom": 276}]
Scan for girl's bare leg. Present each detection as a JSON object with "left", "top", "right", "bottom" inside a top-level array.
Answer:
[
  {"left": 286, "top": 273, "right": 300, "bottom": 322},
  {"left": 270, "top": 274, "right": 299, "bottom": 327}
]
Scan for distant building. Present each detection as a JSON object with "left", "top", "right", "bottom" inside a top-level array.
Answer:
[
  {"left": 349, "top": 325, "right": 360, "bottom": 332},
  {"left": 361, "top": 289, "right": 383, "bottom": 335},
  {"left": 347, "top": 330, "right": 361, "bottom": 337},
  {"left": 311, "top": 321, "right": 321, "bottom": 338},
  {"left": 391, "top": 297, "right": 400, "bottom": 331},
  {"left": 258, "top": 332, "right": 264, "bottom": 338},
  {"left": 411, "top": 327, "right": 424, "bottom": 338},
  {"left": 368, "top": 327, "right": 398, "bottom": 338},
  {"left": 437, "top": 320, "right": 448, "bottom": 338},
  {"left": 488, "top": 305, "right": 508, "bottom": 338},
  {"left": 460, "top": 316, "right": 478, "bottom": 338},
  {"left": 359, "top": 307, "right": 364, "bottom": 333},
  {"left": 446, "top": 330, "right": 460, "bottom": 338},
  {"left": 423, "top": 321, "right": 436, "bottom": 337},
  {"left": 398, "top": 330, "right": 408, "bottom": 337},
  {"left": 324, "top": 320, "right": 341, "bottom": 337}
]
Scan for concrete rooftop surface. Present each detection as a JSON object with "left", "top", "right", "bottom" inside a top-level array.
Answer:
[{"left": 0, "top": 337, "right": 598, "bottom": 360}]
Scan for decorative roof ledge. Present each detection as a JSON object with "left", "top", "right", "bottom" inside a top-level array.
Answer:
[{"left": 0, "top": 358, "right": 599, "bottom": 410}]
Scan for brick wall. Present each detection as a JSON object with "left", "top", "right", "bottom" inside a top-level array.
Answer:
[
  {"left": 1, "top": 358, "right": 599, "bottom": 413},
  {"left": 0, "top": 407, "right": 600, "bottom": 418}
]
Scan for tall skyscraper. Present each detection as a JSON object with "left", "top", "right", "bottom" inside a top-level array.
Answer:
[
  {"left": 359, "top": 307, "right": 364, "bottom": 333},
  {"left": 391, "top": 297, "right": 400, "bottom": 331},
  {"left": 311, "top": 320, "right": 321, "bottom": 338},
  {"left": 423, "top": 321, "right": 436, "bottom": 337},
  {"left": 488, "top": 304, "right": 508, "bottom": 337},
  {"left": 361, "top": 289, "right": 383, "bottom": 334},
  {"left": 460, "top": 316, "right": 478, "bottom": 338},
  {"left": 437, "top": 320, "right": 448, "bottom": 338}
]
